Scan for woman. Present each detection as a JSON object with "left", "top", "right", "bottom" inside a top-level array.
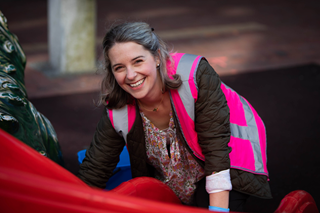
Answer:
[{"left": 78, "top": 22, "right": 272, "bottom": 212}]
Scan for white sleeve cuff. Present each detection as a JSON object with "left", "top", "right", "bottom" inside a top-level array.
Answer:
[{"left": 205, "top": 169, "right": 232, "bottom": 194}]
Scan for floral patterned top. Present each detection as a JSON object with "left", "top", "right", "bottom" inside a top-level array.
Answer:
[{"left": 140, "top": 110, "right": 205, "bottom": 205}]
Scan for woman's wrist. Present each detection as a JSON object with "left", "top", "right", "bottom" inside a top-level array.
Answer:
[
  {"left": 209, "top": 190, "right": 229, "bottom": 210},
  {"left": 208, "top": 206, "right": 230, "bottom": 212}
]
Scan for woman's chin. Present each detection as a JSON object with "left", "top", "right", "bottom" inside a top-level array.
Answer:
[{"left": 129, "top": 91, "right": 146, "bottom": 100}]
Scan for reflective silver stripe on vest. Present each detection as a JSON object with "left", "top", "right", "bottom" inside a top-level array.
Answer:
[
  {"left": 176, "top": 54, "right": 200, "bottom": 121},
  {"left": 112, "top": 105, "right": 129, "bottom": 144},
  {"left": 224, "top": 84, "right": 264, "bottom": 172}
]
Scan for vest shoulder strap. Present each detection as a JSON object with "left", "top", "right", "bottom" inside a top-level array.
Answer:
[
  {"left": 106, "top": 103, "right": 136, "bottom": 144},
  {"left": 169, "top": 53, "right": 205, "bottom": 160}
]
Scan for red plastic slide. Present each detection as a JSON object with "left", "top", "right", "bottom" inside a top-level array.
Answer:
[
  {"left": 275, "top": 190, "right": 318, "bottom": 213},
  {"left": 0, "top": 128, "right": 318, "bottom": 213},
  {"left": 0, "top": 129, "right": 208, "bottom": 213}
]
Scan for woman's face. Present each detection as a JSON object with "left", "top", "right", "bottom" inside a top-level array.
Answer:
[{"left": 108, "top": 42, "right": 161, "bottom": 101}]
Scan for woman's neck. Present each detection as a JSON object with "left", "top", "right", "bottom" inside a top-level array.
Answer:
[
  {"left": 139, "top": 91, "right": 171, "bottom": 130},
  {"left": 138, "top": 90, "right": 165, "bottom": 112}
]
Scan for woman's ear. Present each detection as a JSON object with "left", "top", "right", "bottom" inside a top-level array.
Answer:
[{"left": 156, "top": 49, "right": 161, "bottom": 65}]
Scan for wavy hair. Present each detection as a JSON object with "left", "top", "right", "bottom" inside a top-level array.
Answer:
[{"left": 99, "top": 22, "right": 182, "bottom": 109}]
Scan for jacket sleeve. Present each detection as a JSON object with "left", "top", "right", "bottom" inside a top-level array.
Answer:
[
  {"left": 195, "top": 59, "right": 231, "bottom": 176},
  {"left": 77, "top": 107, "right": 125, "bottom": 188}
]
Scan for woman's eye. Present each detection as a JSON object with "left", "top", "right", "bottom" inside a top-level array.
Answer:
[
  {"left": 135, "top": 60, "right": 143, "bottom": 64},
  {"left": 114, "top": 66, "right": 123, "bottom": 71}
]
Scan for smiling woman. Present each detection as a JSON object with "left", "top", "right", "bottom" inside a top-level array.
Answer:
[
  {"left": 108, "top": 41, "right": 172, "bottom": 129},
  {"left": 109, "top": 42, "right": 161, "bottom": 102},
  {"left": 77, "top": 22, "right": 272, "bottom": 212},
  {"left": 98, "top": 22, "right": 182, "bottom": 110}
]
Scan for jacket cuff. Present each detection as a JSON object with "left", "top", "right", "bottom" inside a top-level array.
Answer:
[{"left": 205, "top": 169, "right": 232, "bottom": 193}]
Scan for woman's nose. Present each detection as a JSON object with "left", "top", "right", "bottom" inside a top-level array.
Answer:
[{"left": 126, "top": 67, "right": 137, "bottom": 80}]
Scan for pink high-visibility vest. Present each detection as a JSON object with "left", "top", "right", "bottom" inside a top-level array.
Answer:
[{"left": 107, "top": 53, "right": 269, "bottom": 177}]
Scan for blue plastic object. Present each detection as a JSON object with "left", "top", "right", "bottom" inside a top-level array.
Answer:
[{"left": 77, "top": 146, "right": 132, "bottom": 190}]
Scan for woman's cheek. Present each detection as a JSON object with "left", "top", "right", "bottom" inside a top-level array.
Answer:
[{"left": 114, "top": 73, "right": 124, "bottom": 84}]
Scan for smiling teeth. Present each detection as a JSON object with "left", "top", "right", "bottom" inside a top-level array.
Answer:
[{"left": 130, "top": 79, "right": 144, "bottom": 87}]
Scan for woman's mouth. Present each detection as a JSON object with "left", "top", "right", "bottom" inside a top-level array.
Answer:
[{"left": 130, "top": 78, "right": 145, "bottom": 87}]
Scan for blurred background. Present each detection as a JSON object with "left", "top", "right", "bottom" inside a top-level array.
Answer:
[{"left": 1, "top": 0, "right": 320, "bottom": 212}]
